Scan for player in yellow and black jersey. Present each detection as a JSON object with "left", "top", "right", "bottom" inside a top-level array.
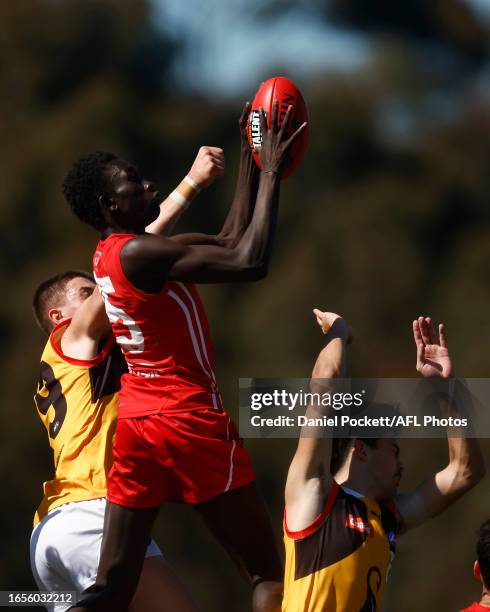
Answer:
[
  {"left": 30, "top": 272, "right": 199, "bottom": 612},
  {"left": 284, "top": 481, "right": 399, "bottom": 611},
  {"left": 33, "top": 286, "right": 124, "bottom": 524},
  {"left": 283, "top": 312, "right": 484, "bottom": 612}
]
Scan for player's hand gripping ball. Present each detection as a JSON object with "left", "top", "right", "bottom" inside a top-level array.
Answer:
[{"left": 247, "top": 76, "right": 309, "bottom": 179}]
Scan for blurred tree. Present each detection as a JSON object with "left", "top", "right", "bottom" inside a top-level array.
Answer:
[{"left": 326, "top": 0, "right": 489, "bottom": 66}]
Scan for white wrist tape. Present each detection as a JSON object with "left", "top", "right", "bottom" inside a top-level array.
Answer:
[
  {"left": 183, "top": 175, "right": 201, "bottom": 193},
  {"left": 169, "top": 175, "right": 200, "bottom": 208}
]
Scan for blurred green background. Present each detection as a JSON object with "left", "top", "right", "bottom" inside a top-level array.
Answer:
[{"left": 2, "top": 1, "right": 490, "bottom": 610}]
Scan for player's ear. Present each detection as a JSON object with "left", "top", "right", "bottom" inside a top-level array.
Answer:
[
  {"left": 353, "top": 439, "right": 368, "bottom": 462},
  {"left": 474, "top": 560, "right": 482, "bottom": 582},
  {"left": 48, "top": 308, "right": 63, "bottom": 326},
  {"left": 99, "top": 194, "right": 118, "bottom": 213}
]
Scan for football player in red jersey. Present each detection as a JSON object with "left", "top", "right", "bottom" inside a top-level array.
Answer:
[
  {"left": 64, "top": 103, "right": 306, "bottom": 612},
  {"left": 31, "top": 146, "right": 225, "bottom": 612},
  {"left": 460, "top": 520, "right": 490, "bottom": 611}
]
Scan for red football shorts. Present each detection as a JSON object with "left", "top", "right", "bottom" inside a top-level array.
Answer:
[{"left": 107, "top": 408, "right": 256, "bottom": 508}]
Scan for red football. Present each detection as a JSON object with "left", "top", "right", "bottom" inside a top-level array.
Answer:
[{"left": 247, "top": 76, "right": 309, "bottom": 179}]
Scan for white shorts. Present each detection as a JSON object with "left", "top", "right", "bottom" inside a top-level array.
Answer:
[{"left": 30, "top": 498, "right": 162, "bottom": 612}]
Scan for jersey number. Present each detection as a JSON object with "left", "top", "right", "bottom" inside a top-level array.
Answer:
[
  {"left": 94, "top": 273, "right": 145, "bottom": 354},
  {"left": 34, "top": 361, "right": 67, "bottom": 439}
]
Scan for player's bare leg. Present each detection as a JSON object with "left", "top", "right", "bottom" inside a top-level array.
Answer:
[
  {"left": 130, "top": 555, "right": 200, "bottom": 612},
  {"left": 70, "top": 503, "right": 160, "bottom": 611},
  {"left": 194, "top": 482, "right": 283, "bottom": 612}
]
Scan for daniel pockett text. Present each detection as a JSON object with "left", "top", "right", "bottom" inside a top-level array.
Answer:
[{"left": 238, "top": 378, "right": 490, "bottom": 438}]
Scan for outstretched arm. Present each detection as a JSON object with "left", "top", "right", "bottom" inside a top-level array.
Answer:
[
  {"left": 59, "top": 287, "right": 111, "bottom": 360},
  {"left": 171, "top": 103, "right": 260, "bottom": 247},
  {"left": 396, "top": 317, "right": 485, "bottom": 532},
  {"left": 120, "top": 102, "right": 307, "bottom": 289},
  {"left": 146, "top": 146, "right": 224, "bottom": 237},
  {"left": 284, "top": 310, "right": 352, "bottom": 532},
  {"left": 216, "top": 103, "right": 260, "bottom": 246}
]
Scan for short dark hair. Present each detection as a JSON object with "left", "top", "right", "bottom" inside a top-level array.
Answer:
[
  {"left": 63, "top": 151, "right": 117, "bottom": 230},
  {"left": 477, "top": 519, "right": 490, "bottom": 588},
  {"left": 330, "top": 438, "right": 379, "bottom": 474},
  {"left": 33, "top": 270, "right": 94, "bottom": 335}
]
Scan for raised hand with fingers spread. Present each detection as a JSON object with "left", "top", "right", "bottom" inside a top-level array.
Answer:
[
  {"left": 413, "top": 316, "right": 452, "bottom": 378},
  {"left": 257, "top": 101, "right": 307, "bottom": 175}
]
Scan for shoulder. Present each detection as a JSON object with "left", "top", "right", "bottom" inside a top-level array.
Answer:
[
  {"left": 94, "top": 234, "right": 133, "bottom": 269},
  {"left": 52, "top": 316, "right": 114, "bottom": 365},
  {"left": 118, "top": 234, "right": 189, "bottom": 291},
  {"left": 40, "top": 320, "right": 79, "bottom": 366},
  {"left": 121, "top": 234, "right": 185, "bottom": 260},
  {"left": 285, "top": 480, "right": 340, "bottom": 540},
  {"left": 48, "top": 320, "right": 71, "bottom": 355}
]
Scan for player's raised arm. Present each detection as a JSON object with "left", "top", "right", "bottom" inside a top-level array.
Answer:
[
  {"left": 146, "top": 146, "right": 225, "bottom": 237},
  {"left": 284, "top": 310, "right": 351, "bottom": 532},
  {"left": 396, "top": 317, "right": 485, "bottom": 532},
  {"left": 217, "top": 102, "right": 260, "bottom": 246},
  {"left": 166, "top": 103, "right": 306, "bottom": 280},
  {"left": 60, "top": 286, "right": 109, "bottom": 352},
  {"left": 171, "top": 102, "right": 259, "bottom": 248},
  {"left": 120, "top": 102, "right": 307, "bottom": 287}
]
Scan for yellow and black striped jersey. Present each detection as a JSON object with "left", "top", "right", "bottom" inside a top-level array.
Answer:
[
  {"left": 283, "top": 481, "right": 401, "bottom": 612},
  {"left": 33, "top": 318, "right": 126, "bottom": 525}
]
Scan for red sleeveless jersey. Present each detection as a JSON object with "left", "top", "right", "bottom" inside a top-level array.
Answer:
[{"left": 93, "top": 234, "right": 222, "bottom": 417}]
